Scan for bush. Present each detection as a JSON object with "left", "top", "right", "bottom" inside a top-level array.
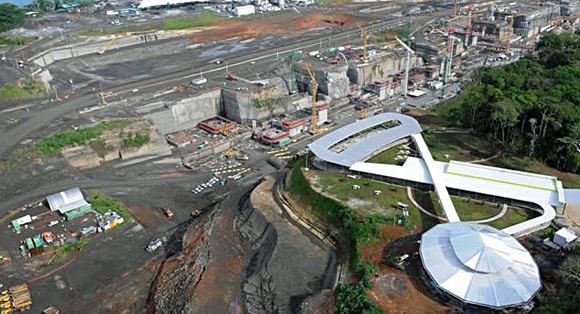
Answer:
[
  {"left": 35, "top": 119, "right": 132, "bottom": 154},
  {"left": 0, "top": 79, "right": 45, "bottom": 103},
  {"left": 122, "top": 132, "right": 150, "bottom": 148},
  {"left": 335, "top": 282, "right": 386, "bottom": 314}
]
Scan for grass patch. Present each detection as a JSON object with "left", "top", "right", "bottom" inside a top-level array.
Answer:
[
  {"left": 422, "top": 132, "right": 495, "bottom": 162},
  {"left": 122, "top": 132, "right": 150, "bottom": 148},
  {"left": 0, "top": 79, "right": 46, "bottom": 103},
  {"left": 50, "top": 237, "right": 89, "bottom": 265},
  {"left": 488, "top": 207, "right": 537, "bottom": 229},
  {"left": 35, "top": 119, "right": 133, "bottom": 154},
  {"left": 163, "top": 12, "right": 225, "bottom": 30},
  {"left": 86, "top": 190, "right": 133, "bottom": 222},
  {"left": 366, "top": 142, "right": 416, "bottom": 165},
  {"left": 487, "top": 157, "right": 580, "bottom": 189},
  {"left": 0, "top": 36, "right": 38, "bottom": 46}
]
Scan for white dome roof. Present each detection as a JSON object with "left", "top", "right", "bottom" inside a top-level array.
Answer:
[{"left": 420, "top": 222, "right": 541, "bottom": 309}]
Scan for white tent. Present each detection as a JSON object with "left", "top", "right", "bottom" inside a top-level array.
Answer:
[{"left": 420, "top": 222, "right": 541, "bottom": 309}]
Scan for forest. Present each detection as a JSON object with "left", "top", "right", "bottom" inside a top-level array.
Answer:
[{"left": 441, "top": 31, "right": 580, "bottom": 173}]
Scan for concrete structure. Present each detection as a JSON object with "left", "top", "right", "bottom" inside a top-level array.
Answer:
[
  {"left": 137, "top": 0, "right": 204, "bottom": 9},
  {"left": 420, "top": 222, "right": 541, "bottom": 309},
  {"left": 166, "top": 131, "right": 194, "bottom": 147},
  {"left": 254, "top": 128, "right": 289, "bottom": 146},
  {"left": 275, "top": 118, "right": 306, "bottom": 137},
  {"left": 234, "top": 5, "right": 256, "bottom": 16},
  {"left": 46, "top": 187, "right": 91, "bottom": 215},
  {"left": 347, "top": 52, "right": 423, "bottom": 86},
  {"left": 554, "top": 228, "right": 577, "bottom": 248}
]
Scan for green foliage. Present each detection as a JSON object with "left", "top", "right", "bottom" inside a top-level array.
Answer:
[
  {"left": 163, "top": 13, "right": 225, "bottom": 30},
  {"left": 35, "top": 119, "right": 132, "bottom": 154},
  {"left": 0, "top": 4, "right": 25, "bottom": 32},
  {"left": 0, "top": 36, "right": 38, "bottom": 46},
  {"left": 51, "top": 237, "right": 88, "bottom": 265},
  {"left": 122, "top": 132, "right": 150, "bottom": 148},
  {"left": 0, "top": 79, "right": 46, "bottom": 103},
  {"left": 439, "top": 32, "right": 580, "bottom": 173},
  {"left": 335, "top": 282, "right": 386, "bottom": 314},
  {"left": 87, "top": 190, "right": 133, "bottom": 221}
]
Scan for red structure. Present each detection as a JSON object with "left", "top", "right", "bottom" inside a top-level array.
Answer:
[
  {"left": 198, "top": 117, "right": 236, "bottom": 134},
  {"left": 254, "top": 128, "right": 289, "bottom": 145}
]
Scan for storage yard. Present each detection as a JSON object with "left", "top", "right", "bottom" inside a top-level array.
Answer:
[{"left": 0, "top": 0, "right": 579, "bottom": 312}]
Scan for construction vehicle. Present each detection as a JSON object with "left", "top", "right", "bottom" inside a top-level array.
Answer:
[
  {"left": 43, "top": 306, "right": 60, "bottom": 314},
  {"left": 1, "top": 308, "right": 12, "bottom": 314},
  {"left": 304, "top": 62, "right": 319, "bottom": 134},
  {"left": 191, "top": 209, "right": 202, "bottom": 218},
  {"left": 357, "top": 23, "right": 368, "bottom": 61},
  {"left": 162, "top": 207, "right": 174, "bottom": 218},
  {"left": 98, "top": 37, "right": 118, "bottom": 55},
  {"left": 0, "top": 257, "right": 9, "bottom": 264},
  {"left": 0, "top": 295, "right": 8, "bottom": 303},
  {"left": 361, "top": 107, "right": 368, "bottom": 119},
  {"left": 0, "top": 303, "right": 10, "bottom": 310},
  {"left": 224, "top": 147, "right": 234, "bottom": 158}
]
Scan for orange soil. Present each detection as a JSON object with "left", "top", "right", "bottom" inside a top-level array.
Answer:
[
  {"left": 360, "top": 225, "right": 406, "bottom": 264},
  {"left": 194, "top": 12, "right": 367, "bottom": 41}
]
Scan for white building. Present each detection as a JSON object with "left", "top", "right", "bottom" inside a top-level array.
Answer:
[
  {"left": 554, "top": 227, "right": 577, "bottom": 248},
  {"left": 234, "top": 5, "right": 255, "bottom": 16}
]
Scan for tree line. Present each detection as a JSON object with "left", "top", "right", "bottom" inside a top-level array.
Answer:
[{"left": 442, "top": 31, "right": 580, "bottom": 173}]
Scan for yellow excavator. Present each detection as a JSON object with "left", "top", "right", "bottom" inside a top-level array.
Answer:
[
  {"left": 98, "top": 37, "right": 118, "bottom": 55},
  {"left": 224, "top": 147, "right": 234, "bottom": 158}
]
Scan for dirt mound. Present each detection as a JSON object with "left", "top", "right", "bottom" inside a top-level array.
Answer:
[{"left": 194, "top": 12, "right": 367, "bottom": 42}]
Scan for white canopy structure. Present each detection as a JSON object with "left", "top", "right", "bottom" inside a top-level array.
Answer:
[
  {"left": 46, "top": 187, "right": 90, "bottom": 214},
  {"left": 420, "top": 222, "right": 541, "bottom": 309}
]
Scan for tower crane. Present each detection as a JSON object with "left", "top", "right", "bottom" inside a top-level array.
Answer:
[
  {"left": 304, "top": 62, "right": 319, "bottom": 134},
  {"left": 357, "top": 23, "right": 367, "bottom": 61},
  {"left": 506, "top": 15, "right": 514, "bottom": 53},
  {"left": 395, "top": 37, "right": 414, "bottom": 97}
]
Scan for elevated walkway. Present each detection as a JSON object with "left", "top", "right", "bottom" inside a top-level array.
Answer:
[{"left": 411, "top": 133, "right": 460, "bottom": 222}]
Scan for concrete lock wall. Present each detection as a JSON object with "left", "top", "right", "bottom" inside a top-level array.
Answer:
[
  {"left": 347, "top": 54, "right": 423, "bottom": 86},
  {"left": 145, "top": 89, "right": 222, "bottom": 134},
  {"left": 31, "top": 33, "right": 171, "bottom": 67},
  {"left": 315, "top": 66, "right": 350, "bottom": 100}
]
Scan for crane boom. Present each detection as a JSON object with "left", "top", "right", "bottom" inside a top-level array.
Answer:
[
  {"left": 304, "top": 62, "right": 318, "bottom": 134},
  {"left": 357, "top": 23, "right": 367, "bottom": 61},
  {"left": 506, "top": 15, "right": 514, "bottom": 53},
  {"left": 395, "top": 36, "right": 413, "bottom": 97}
]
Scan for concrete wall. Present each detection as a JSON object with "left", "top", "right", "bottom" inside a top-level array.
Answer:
[
  {"left": 31, "top": 32, "right": 178, "bottom": 67},
  {"left": 145, "top": 89, "right": 222, "bottom": 134},
  {"left": 347, "top": 53, "right": 423, "bottom": 86}
]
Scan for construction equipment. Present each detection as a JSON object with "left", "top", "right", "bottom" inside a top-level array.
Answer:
[
  {"left": 224, "top": 147, "right": 234, "bottom": 158},
  {"left": 361, "top": 107, "right": 368, "bottom": 119},
  {"left": 357, "top": 23, "right": 368, "bottom": 61},
  {"left": 1, "top": 308, "right": 12, "bottom": 314},
  {"left": 162, "top": 207, "right": 174, "bottom": 218},
  {"left": 43, "top": 306, "right": 60, "bottom": 314},
  {"left": 453, "top": 0, "right": 459, "bottom": 17},
  {"left": 98, "top": 37, "right": 117, "bottom": 55},
  {"left": 395, "top": 36, "right": 414, "bottom": 97},
  {"left": 521, "top": 21, "right": 529, "bottom": 57},
  {"left": 304, "top": 62, "right": 318, "bottom": 134},
  {"left": 191, "top": 209, "right": 202, "bottom": 218},
  {"left": 0, "top": 284, "right": 31, "bottom": 312},
  {"left": 0, "top": 256, "right": 9, "bottom": 263}
]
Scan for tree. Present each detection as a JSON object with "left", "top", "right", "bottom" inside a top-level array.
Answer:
[
  {"left": 32, "top": 0, "right": 54, "bottom": 11},
  {"left": 0, "top": 4, "right": 26, "bottom": 33}
]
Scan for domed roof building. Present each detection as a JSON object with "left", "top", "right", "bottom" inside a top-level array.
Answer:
[{"left": 419, "top": 222, "right": 541, "bottom": 309}]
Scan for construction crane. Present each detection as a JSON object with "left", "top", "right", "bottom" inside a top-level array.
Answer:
[
  {"left": 98, "top": 37, "right": 117, "bottom": 55},
  {"left": 224, "top": 147, "right": 234, "bottom": 158},
  {"left": 357, "top": 23, "right": 367, "bottom": 61},
  {"left": 395, "top": 36, "right": 414, "bottom": 97},
  {"left": 453, "top": 0, "right": 459, "bottom": 17},
  {"left": 304, "top": 62, "right": 318, "bottom": 134},
  {"left": 506, "top": 15, "right": 514, "bottom": 53}
]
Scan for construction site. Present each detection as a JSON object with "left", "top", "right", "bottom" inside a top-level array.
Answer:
[{"left": 0, "top": 0, "right": 579, "bottom": 312}]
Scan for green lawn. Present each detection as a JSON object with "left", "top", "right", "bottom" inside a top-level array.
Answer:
[
  {"left": 315, "top": 171, "right": 438, "bottom": 230},
  {"left": 422, "top": 132, "right": 495, "bottom": 163},
  {"left": 163, "top": 13, "right": 226, "bottom": 30},
  {"left": 489, "top": 207, "right": 537, "bottom": 230},
  {"left": 365, "top": 142, "right": 416, "bottom": 165},
  {"left": 87, "top": 190, "right": 133, "bottom": 222}
]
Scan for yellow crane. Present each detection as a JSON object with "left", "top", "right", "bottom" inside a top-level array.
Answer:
[
  {"left": 98, "top": 37, "right": 118, "bottom": 55},
  {"left": 304, "top": 62, "right": 318, "bottom": 134},
  {"left": 506, "top": 15, "right": 514, "bottom": 53},
  {"left": 357, "top": 23, "right": 367, "bottom": 61}
]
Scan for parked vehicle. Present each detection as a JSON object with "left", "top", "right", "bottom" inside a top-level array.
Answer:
[
  {"left": 146, "top": 239, "right": 163, "bottom": 253},
  {"left": 162, "top": 207, "right": 174, "bottom": 218}
]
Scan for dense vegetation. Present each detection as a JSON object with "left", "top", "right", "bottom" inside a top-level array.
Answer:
[
  {"left": 535, "top": 248, "right": 580, "bottom": 313},
  {"left": 440, "top": 32, "right": 580, "bottom": 173},
  {"left": 289, "top": 158, "right": 386, "bottom": 313},
  {"left": 0, "top": 4, "right": 25, "bottom": 33},
  {"left": 35, "top": 119, "right": 132, "bottom": 154}
]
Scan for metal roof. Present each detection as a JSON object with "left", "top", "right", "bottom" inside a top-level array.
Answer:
[
  {"left": 46, "top": 187, "right": 88, "bottom": 214},
  {"left": 420, "top": 222, "right": 541, "bottom": 309},
  {"left": 308, "top": 113, "right": 422, "bottom": 167}
]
